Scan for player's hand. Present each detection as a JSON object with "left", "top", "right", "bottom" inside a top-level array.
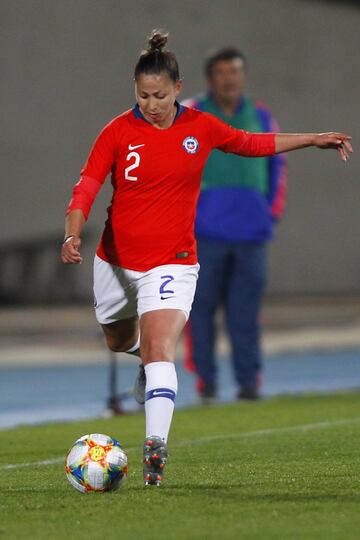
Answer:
[
  {"left": 313, "top": 132, "right": 353, "bottom": 161},
  {"left": 61, "top": 235, "right": 83, "bottom": 264}
]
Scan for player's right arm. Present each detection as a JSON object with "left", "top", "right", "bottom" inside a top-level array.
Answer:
[
  {"left": 61, "top": 210, "right": 86, "bottom": 264},
  {"left": 61, "top": 121, "right": 117, "bottom": 264}
]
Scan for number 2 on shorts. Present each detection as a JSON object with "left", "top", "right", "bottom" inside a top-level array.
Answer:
[{"left": 160, "top": 275, "right": 175, "bottom": 296}]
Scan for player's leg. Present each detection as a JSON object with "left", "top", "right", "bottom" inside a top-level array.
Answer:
[
  {"left": 101, "top": 317, "right": 139, "bottom": 352},
  {"left": 93, "top": 254, "right": 140, "bottom": 352},
  {"left": 141, "top": 308, "right": 185, "bottom": 432},
  {"left": 140, "top": 308, "right": 185, "bottom": 486},
  {"left": 225, "top": 241, "right": 267, "bottom": 399},
  {"left": 93, "top": 255, "right": 146, "bottom": 403},
  {"left": 136, "top": 263, "right": 198, "bottom": 485},
  {"left": 99, "top": 316, "right": 147, "bottom": 403},
  {"left": 188, "top": 238, "right": 229, "bottom": 401}
]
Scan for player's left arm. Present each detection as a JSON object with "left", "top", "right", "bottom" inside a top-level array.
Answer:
[
  {"left": 274, "top": 132, "right": 353, "bottom": 162},
  {"left": 205, "top": 113, "right": 353, "bottom": 162}
]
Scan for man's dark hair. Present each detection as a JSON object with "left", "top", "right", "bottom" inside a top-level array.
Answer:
[{"left": 205, "top": 47, "right": 247, "bottom": 78}]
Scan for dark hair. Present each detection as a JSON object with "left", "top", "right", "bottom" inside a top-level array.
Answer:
[
  {"left": 205, "top": 47, "right": 247, "bottom": 78},
  {"left": 134, "top": 30, "right": 180, "bottom": 82}
]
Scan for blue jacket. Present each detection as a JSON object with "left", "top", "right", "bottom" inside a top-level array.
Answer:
[{"left": 182, "top": 94, "right": 287, "bottom": 242}]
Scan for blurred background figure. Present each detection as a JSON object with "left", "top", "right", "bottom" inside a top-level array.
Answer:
[{"left": 184, "top": 47, "right": 287, "bottom": 402}]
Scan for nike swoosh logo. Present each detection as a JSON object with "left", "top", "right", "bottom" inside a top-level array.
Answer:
[
  {"left": 161, "top": 296, "right": 175, "bottom": 300},
  {"left": 128, "top": 143, "right": 145, "bottom": 150},
  {"left": 152, "top": 391, "right": 174, "bottom": 397}
]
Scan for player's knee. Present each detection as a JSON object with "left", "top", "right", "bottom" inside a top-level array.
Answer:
[{"left": 105, "top": 335, "right": 134, "bottom": 353}]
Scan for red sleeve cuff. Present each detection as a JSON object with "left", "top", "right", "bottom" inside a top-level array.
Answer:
[
  {"left": 243, "top": 132, "right": 276, "bottom": 157},
  {"left": 66, "top": 175, "right": 103, "bottom": 220}
]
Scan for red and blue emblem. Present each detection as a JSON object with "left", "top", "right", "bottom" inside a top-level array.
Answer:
[{"left": 182, "top": 136, "right": 199, "bottom": 154}]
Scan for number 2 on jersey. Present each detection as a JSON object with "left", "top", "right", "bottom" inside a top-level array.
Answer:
[{"left": 125, "top": 151, "right": 140, "bottom": 181}]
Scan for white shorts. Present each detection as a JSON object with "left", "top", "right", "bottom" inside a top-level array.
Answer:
[{"left": 93, "top": 255, "right": 200, "bottom": 325}]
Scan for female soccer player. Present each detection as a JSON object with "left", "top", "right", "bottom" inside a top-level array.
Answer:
[{"left": 61, "top": 30, "right": 352, "bottom": 486}]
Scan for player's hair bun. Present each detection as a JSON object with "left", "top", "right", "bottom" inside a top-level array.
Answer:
[
  {"left": 147, "top": 30, "right": 168, "bottom": 53},
  {"left": 135, "top": 29, "right": 179, "bottom": 82}
]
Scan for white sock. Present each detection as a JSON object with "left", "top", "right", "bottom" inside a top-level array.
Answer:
[
  {"left": 144, "top": 362, "right": 178, "bottom": 443},
  {"left": 126, "top": 335, "right": 141, "bottom": 358}
]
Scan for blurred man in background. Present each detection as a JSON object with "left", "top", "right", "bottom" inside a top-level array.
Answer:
[{"left": 184, "top": 47, "right": 287, "bottom": 402}]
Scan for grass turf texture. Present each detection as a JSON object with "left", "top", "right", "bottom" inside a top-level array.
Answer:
[{"left": 1, "top": 393, "right": 360, "bottom": 540}]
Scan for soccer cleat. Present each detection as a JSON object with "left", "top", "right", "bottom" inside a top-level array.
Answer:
[
  {"left": 133, "top": 364, "right": 146, "bottom": 405},
  {"left": 143, "top": 436, "right": 168, "bottom": 486}
]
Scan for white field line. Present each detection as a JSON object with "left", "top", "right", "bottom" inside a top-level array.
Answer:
[
  {"left": 2, "top": 416, "right": 360, "bottom": 471},
  {"left": 173, "top": 416, "right": 360, "bottom": 447}
]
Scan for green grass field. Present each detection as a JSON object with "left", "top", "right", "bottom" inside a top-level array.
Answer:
[{"left": 2, "top": 392, "right": 360, "bottom": 540}]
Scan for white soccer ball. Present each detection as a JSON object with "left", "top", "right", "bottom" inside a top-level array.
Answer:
[{"left": 65, "top": 433, "right": 128, "bottom": 493}]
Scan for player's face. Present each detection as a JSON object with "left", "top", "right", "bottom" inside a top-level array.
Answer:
[
  {"left": 135, "top": 73, "right": 182, "bottom": 128},
  {"left": 208, "top": 58, "right": 246, "bottom": 105}
]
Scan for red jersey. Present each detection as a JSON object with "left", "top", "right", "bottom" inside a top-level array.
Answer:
[{"left": 67, "top": 105, "right": 275, "bottom": 271}]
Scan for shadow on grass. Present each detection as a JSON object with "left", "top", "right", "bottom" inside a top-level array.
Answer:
[
  {"left": 4, "top": 482, "right": 360, "bottom": 506},
  {"left": 127, "top": 484, "right": 360, "bottom": 503}
]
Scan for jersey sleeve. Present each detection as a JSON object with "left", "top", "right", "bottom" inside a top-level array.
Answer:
[
  {"left": 204, "top": 112, "right": 276, "bottom": 157},
  {"left": 66, "top": 121, "right": 117, "bottom": 219}
]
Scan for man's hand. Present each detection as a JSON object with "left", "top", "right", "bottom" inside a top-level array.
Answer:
[
  {"left": 313, "top": 132, "right": 353, "bottom": 161},
  {"left": 61, "top": 235, "right": 83, "bottom": 264}
]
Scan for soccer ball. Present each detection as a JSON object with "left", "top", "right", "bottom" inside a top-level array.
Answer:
[{"left": 65, "top": 433, "right": 128, "bottom": 493}]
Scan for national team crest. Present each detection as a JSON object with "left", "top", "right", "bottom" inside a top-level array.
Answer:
[{"left": 182, "top": 136, "right": 199, "bottom": 154}]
